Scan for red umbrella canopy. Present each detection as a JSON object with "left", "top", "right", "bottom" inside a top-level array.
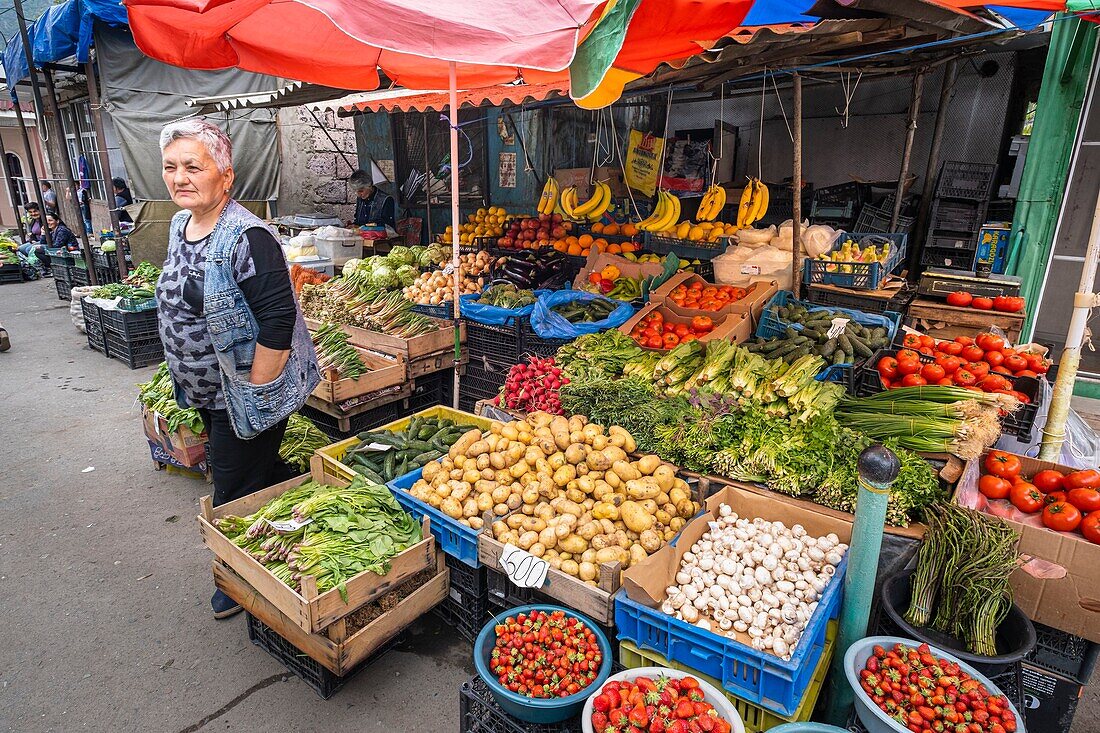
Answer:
[{"left": 123, "top": 0, "right": 755, "bottom": 105}]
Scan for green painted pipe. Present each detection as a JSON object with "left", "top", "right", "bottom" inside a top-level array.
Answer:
[{"left": 823, "top": 444, "right": 900, "bottom": 727}]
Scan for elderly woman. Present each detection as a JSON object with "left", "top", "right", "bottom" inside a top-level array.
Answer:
[{"left": 156, "top": 118, "right": 320, "bottom": 619}]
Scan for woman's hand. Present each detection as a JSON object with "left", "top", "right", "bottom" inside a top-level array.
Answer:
[{"left": 250, "top": 344, "right": 291, "bottom": 384}]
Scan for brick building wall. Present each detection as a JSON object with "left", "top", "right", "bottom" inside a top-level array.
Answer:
[{"left": 276, "top": 106, "right": 360, "bottom": 221}]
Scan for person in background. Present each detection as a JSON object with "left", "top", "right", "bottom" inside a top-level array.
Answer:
[
  {"left": 78, "top": 186, "right": 93, "bottom": 234},
  {"left": 350, "top": 169, "right": 395, "bottom": 228},
  {"left": 40, "top": 181, "right": 58, "bottom": 214},
  {"left": 17, "top": 203, "right": 51, "bottom": 275},
  {"left": 113, "top": 177, "right": 134, "bottom": 225},
  {"left": 45, "top": 212, "right": 78, "bottom": 252},
  {"left": 155, "top": 118, "right": 319, "bottom": 620}
]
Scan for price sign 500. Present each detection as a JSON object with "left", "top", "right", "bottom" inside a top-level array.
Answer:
[{"left": 499, "top": 543, "right": 550, "bottom": 589}]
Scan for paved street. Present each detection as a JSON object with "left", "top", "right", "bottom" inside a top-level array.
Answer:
[{"left": 0, "top": 278, "right": 1096, "bottom": 733}]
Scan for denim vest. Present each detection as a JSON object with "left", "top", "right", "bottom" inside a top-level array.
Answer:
[{"left": 171, "top": 200, "right": 320, "bottom": 439}]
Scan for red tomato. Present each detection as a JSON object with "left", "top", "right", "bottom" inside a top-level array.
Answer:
[
  {"left": 1082, "top": 511, "right": 1100, "bottom": 544},
  {"left": 1003, "top": 354, "right": 1028, "bottom": 373},
  {"left": 961, "top": 345, "right": 985, "bottom": 362},
  {"left": 877, "top": 356, "right": 899, "bottom": 380},
  {"left": 1016, "top": 369, "right": 1039, "bottom": 379},
  {"left": 936, "top": 355, "right": 963, "bottom": 374},
  {"left": 939, "top": 341, "right": 964, "bottom": 357},
  {"left": 976, "top": 333, "right": 1006, "bottom": 352},
  {"left": 901, "top": 373, "right": 928, "bottom": 387},
  {"left": 673, "top": 323, "right": 690, "bottom": 338},
  {"left": 919, "top": 334, "right": 935, "bottom": 349},
  {"left": 679, "top": 334, "right": 697, "bottom": 344},
  {"left": 993, "top": 366, "right": 1015, "bottom": 375},
  {"left": 985, "top": 450, "right": 1022, "bottom": 479},
  {"left": 1046, "top": 490, "right": 1068, "bottom": 505},
  {"left": 946, "top": 291, "right": 973, "bottom": 307},
  {"left": 953, "top": 368, "right": 977, "bottom": 387},
  {"left": 646, "top": 336, "right": 663, "bottom": 349},
  {"left": 662, "top": 333, "right": 680, "bottom": 348},
  {"left": 1065, "top": 469, "right": 1100, "bottom": 490},
  {"left": 1010, "top": 482, "right": 1045, "bottom": 514},
  {"left": 984, "top": 350, "right": 1005, "bottom": 368},
  {"left": 993, "top": 295, "right": 1026, "bottom": 313},
  {"left": 896, "top": 359, "right": 923, "bottom": 376},
  {"left": 978, "top": 374, "right": 1011, "bottom": 393},
  {"left": 1025, "top": 353, "right": 1051, "bottom": 374},
  {"left": 955, "top": 336, "right": 975, "bottom": 346},
  {"left": 967, "top": 361, "right": 991, "bottom": 379},
  {"left": 1067, "top": 488, "right": 1100, "bottom": 513},
  {"left": 897, "top": 348, "right": 921, "bottom": 362},
  {"left": 1042, "top": 501, "right": 1083, "bottom": 532},
  {"left": 1032, "top": 469, "right": 1066, "bottom": 494},
  {"left": 691, "top": 315, "right": 714, "bottom": 333},
  {"left": 920, "top": 364, "right": 946, "bottom": 383},
  {"left": 918, "top": 346, "right": 935, "bottom": 356},
  {"left": 937, "top": 377, "right": 955, "bottom": 386},
  {"left": 972, "top": 297, "right": 994, "bottom": 310},
  {"left": 902, "top": 333, "right": 924, "bottom": 349},
  {"left": 979, "top": 475, "right": 1012, "bottom": 500}
]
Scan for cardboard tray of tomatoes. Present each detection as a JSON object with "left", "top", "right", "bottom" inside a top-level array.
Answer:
[{"left": 856, "top": 343, "right": 1042, "bottom": 440}]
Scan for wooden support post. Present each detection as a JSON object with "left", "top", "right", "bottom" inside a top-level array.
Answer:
[
  {"left": 0, "top": 132, "right": 28, "bottom": 241},
  {"left": 909, "top": 60, "right": 958, "bottom": 277},
  {"left": 891, "top": 70, "right": 926, "bottom": 234},
  {"left": 791, "top": 73, "right": 803, "bottom": 298},
  {"left": 11, "top": 1, "right": 51, "bottom": 248},
  {"left": 41, "top": 68, "right": 96, "bottom": 282},
  {"left": 84, "top": 60, "right": 127, "bottom": 279}
]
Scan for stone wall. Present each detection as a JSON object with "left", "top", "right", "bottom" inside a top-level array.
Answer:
[{"left": 276, "top": 106, "right": 359, "bottom": 221}]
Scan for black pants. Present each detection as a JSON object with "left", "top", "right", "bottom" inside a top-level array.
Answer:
[{"left": 199, "top": 408, "right": 293, "bottom": 507}]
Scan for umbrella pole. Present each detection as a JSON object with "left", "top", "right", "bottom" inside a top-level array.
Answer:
[
  {"left": 791, "top": 73, "right": 803, "bottom": 298},
  {"left": 1039, "top": 186, "right": 1100, "bottom": 460},
  {"left": 449, "top": 62, "right": 462, "bottom": 409}
]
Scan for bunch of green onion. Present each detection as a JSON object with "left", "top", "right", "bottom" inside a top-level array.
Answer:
[
  {"left": 311, "top": 322, "right": 370, "bottom": 379},
  {"left": 835, "top": 386, "right": 1020, "bottom": 458}
]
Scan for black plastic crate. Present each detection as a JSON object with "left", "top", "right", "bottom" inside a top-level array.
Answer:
[
  {"left": 936, "top": 161, "right": 996, "bottom": 201},
  {"left": 80, "top": 297, "right": 102, "bottom": 332},
  {"left": 246, "top": 612, "right": 399, "bottom": 699},
  {"left": 460, "top": 674, "right": 578, "bottom": 733},
  {"left": 806, "top": 283, "right": 918, "bottom": 316},
  {"left": 1026, "top": 622, "right": 1100, "bottom": 685},
  {"left": 434, "top": 554, "right": 489, "bottom": 643},
  {"left": 929, "top": 199, "right": 986, "bottom": 234},
  {"left": 459, "top": 360, "right": 510, "bottom": 413},
  {"left": 412, "top": 302, "right": 454, "bottom": 319},
  {"left": 99, "top": 307, "right": 160, "bottom": 340},
  {"left": 758, "top": 182, "right": 814, "bottom": 227},
  {"left": 520, "top": 321, "right": 572, "bottom": 359},
  {"left": 300, "top": 398, "right": 406, "bottom": 441},
  {"left": 853, "top": 203, "right": 916, "bottom": 235},
  {"left": 0, "top": 262, "right": 23, "bottom": 284},
  {"left": 466, "top": 319, "right": 524, "bottom": 364},
  {"left": 54, "top": 275, "right": 73, "bottom": 301},
  {"left": 70, "top": 266, "right": 91, "bottom": 287},
  {"left": 86, "top": 319, "right": 107, "bottom": 354},
  {"left": 104, "top": 331, "right": 164, "bottom": 369},
  {"left": 928, "top": 232, "right": 979, "bottom": 250},
  {"left": 921, "top": 246, "right": 974, "bottom": 270},
  {"left": 409, "top": 368, "right": 454, "bottom": 412},
  {"left": 94, "top": 265, "right": 122, "bottom": 284},
  {"left": 1000, "top": 376, "right": 1042, "bottom": 442}
]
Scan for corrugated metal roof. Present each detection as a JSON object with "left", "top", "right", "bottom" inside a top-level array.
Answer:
[{"left": 186, "top": 79, "right": 352, "bottom": 113}]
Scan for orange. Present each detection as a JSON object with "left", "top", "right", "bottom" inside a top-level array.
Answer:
[
  {"left": 578, "top": 234, "right": 594, "bottom": 247},
  {"left": 581, "top": 248, "right": 591, "bottom": 257},
  {"left": 567, "top": 243, "right": 583, "bottom": 256},
  {"left": 603, "top": 223, "right": 620, "bottom": 236},
  {"left": 566, "top": 235, "right": 579, "bottom": 246},
  {"left": 608, "top": 243, "right": 622, "bottom": 254},
  {"left": 621, "top": 223, "right": 638, "bottom": 237},
  {"left": 621, "top": 241, "right": 637, "bottom": 254},
  {"left": 553, "top": 240, "right": 567, "bottom": 252},
  {"left": 591, "top": 223, "right": 605, "bottom": 234}
]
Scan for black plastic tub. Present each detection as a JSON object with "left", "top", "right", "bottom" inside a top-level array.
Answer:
[{"left": 881, "top": 570, "right": 1036, "bottom": 676}]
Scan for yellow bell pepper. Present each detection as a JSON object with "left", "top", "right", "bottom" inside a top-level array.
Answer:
[{"left": 600, "top": 264, "right": 621, "bottom": 281}]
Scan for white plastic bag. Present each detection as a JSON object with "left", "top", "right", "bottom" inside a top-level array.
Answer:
[
  {"left": 735, "top": 226, "right": 776, "bottom": 248},
  {"left": 802, "top": 224, "right": 841, "bottom": 258}
]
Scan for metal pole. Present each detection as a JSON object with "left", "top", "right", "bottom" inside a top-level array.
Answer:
[
  {"left": 825, "top": 444, "right": 900, "bottom": 726},
  {"left": 423, "top": 114, "right": 432, "bottom": 241},
  {"left": 892, "top": 70, "right": 926, "bottom": 232},
  {"left": 910, "top": 60, "right": 958, "bottom": 275},
  {"left": 41, "top": 68, "right": 96, "bottom": 283},
  {"left": 449, "top": 62, "right": 462, "bottom": 409},
  {"left": 791, "top": 73, "right": 803, "bottom": 298},
  {"left": 1039, "top": 187, "right": 1100, "bottom": 460},
  {"left": 0, "top": 133, "right": 29, "bottom": 241},
  {"left": 11, "top": 99, "right": 51, "bottom": 247},
  {"left": 84, "top": 60, "right": 126, "bottom": 279}
]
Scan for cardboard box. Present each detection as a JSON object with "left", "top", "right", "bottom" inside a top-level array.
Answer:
[
  {"left": 572, "top": 251, "right": 666, "bottom": 292},
  {"left": 955, "top": 452, "right": 1100, "bottom": 644},
  {"left": 619, "top": 302, "right": 752, "bottom": 353},
  {"left": 976, "top": 225, "right": 1011, "bottom": 276},
  {"left": 148, "top": 440, "right": 208, "bottom": 475},
  {"left": 142, "top": 405, "right": 208, "bottom": 468},
  {"left": 652, "top": 272, "right": 779, "bottom": 326},
  {"left": 555, "top": 166, "right": 628, "bottom": 200},
  {"left": 1021, "top": 663, "right": 1084, "bottom": 733}
]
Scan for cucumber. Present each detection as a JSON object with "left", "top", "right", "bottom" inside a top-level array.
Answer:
[
  {"left": 820, "top": 338, "right": 838, "bottom": 358},
  {"left": 785, "top": 346, "right": 811, "bottom": 362},
  {"left": 383, "top": 450, "right": 396, "bottom": 479},
  {"left": 417, "top": 425, "right": 436, "bottom": 440},
  {"left": 833, "top": 349, "right": 849, "bottom": 365},
  {"left": 838, "top": 334, "right": 853, "bottom": 355},
  {"left": 356, "top": 465, "right": 386, "bottom": 484},
  {"left": 406, "top": 417, "right": 421, "bottom": 436},
  {"left": 412, "top": 450, "right": 443, "bottom": 464},
  {"left": 849, "top": 334, "right": 873, "bottom": 358},
  {"left": 785, "top": 327, "right": 800, "bottom": 339},
  {"left": 397, "top": 456, "right": 409, "bottom": 477},
  {"left": 771, "top": 341, "right": 801, "bottom": 358},
  {"left": 800, "top": 328, "right": 823, "bottom": 341},
  {"left": 744, "top": 342, "right": 765, "bottom": 352},
  {"left": 871, "top": 327, "right": 886, "bottom": 340},
  {"left": 359, "top": 432, "right": 402, "bottom": 445},
  {"left": 405, "top": 439, "right": 434, "bottom": 452},
  {"left": 760, "top": 339, "right": 786, "bottom": 353},
  {"left": 778, "top": 306, "right": 791, "bottom": 320}
]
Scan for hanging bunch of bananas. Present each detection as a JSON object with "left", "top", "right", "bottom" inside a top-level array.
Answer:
[
  {"left": 637, "top": 190, "right": 682, "bottom": 232},
  {"left": 736, "top": 177, "right": 770, "bottom": 228},
  {"left": 560, "top": 181, "right": 612, "bottom": 222},
  {"left": 696, "top": 183, "right": 727, "bottom": 222},
  {"left": 537, "top": 176, "right": 560, "bottom": 215}
]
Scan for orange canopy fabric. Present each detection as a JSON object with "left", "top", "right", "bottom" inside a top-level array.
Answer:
[{"left": 343, "top": 81, "right": 566, "bottom": 114}]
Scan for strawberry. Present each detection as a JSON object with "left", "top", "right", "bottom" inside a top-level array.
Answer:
[
  {"left": 591, "top": 712, "right": 609, "bottom": 731},
  {"left": 675, "top": 700, "right": 695, "bottom": 719},
  {"left": 593, "top": 694, "right": 612, "bottom": 713},
  {"left": 629, "top": 706, "right": 650, "bottom": 728}
]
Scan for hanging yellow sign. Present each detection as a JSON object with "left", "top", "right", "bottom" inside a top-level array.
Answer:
[{"left": 624, "top": 129, "right": 664, "bottom": 197}]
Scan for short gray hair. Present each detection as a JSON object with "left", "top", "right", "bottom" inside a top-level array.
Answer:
[
  {"left": 349, "top": 169, "right": 373, "bottom": 189},
  {"left": 159, "top": 118, "right": 233, "bottom": 173}
]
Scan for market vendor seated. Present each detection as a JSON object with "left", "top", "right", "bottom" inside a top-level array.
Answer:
[
  {"left": 350, "top": 169, "right": 396, "bottom": 229},
  {"left": 45, "top": 212, "right": 79, "bottom": 251}
]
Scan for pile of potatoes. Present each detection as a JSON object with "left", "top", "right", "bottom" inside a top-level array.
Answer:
[{"left": 407, "top": 411, "right": 700, "bottom": 585}]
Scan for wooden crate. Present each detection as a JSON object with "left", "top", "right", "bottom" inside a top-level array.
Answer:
[
  {"left": 314, "top": 406, "right": 493, "bottom": 484},
  {"left": 304, "top": 317, "right": 466, "bottom": 361},
  {"left": 905, "top": 298, "right": 1025, "bottom": 344},
  {"left": 407, "top": 348, "right": 468, "bottom": 380},
  {"left": 198, "top": 465, "right": 437, "bottom": 634},
  {"left": 312, "top": 348, "right": 407, "bottom": 404},
  {"left": 303, "top": 380, "right": 412, "bottom": 428},
  {"left": 214, "top": 551, "right": 448, "bottom": 675}
]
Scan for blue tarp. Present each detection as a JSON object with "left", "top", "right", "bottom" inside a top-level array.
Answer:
[{"left": 2, "top": 0, "right": 128, "bottom": 95}]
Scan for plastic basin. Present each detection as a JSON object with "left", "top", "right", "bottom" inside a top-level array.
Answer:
[
  {"left": 766, "top": 725, "right": 851, "bottom": 733},
  {"left": 880, "top": 570, "right": 1035, "bottom": 676},
  {"left": 580, "top": 667, "right": 746, "bottom": 733},
  {"left": 844, "top": 636, "right": 1027, "bottom": 733},
  {"left": 473, "top": 604, "right": 614, "bottom": 724}
]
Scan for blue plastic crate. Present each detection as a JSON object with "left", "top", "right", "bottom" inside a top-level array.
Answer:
[
  {"left": 614, "top": 553, "right": 847, "bottom": 718},
  {"left": 802, "top": 232, "right": 907, "bottom": 290},
  {"left": 388, "top": 466, "right": 482, "bottom": 568}
]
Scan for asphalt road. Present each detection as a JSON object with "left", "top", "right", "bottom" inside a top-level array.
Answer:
[{"left": 0, "top": 277, "right": 1096, "bottom": 733}]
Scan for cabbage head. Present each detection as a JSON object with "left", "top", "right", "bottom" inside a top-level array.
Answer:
[
  {"left": 395, "top": 264, "right": 419, "bottom": 286},
  {"left": 369, "top": 264, "right": 397, "bottom": 288},
  {"left": 387, "top": 246, "right": 415, "bottom": 266}
]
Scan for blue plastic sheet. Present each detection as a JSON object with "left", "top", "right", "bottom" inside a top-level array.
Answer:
[
  {"left": 459, "top": 288, "right": 549, "bottom": 326},
  {"left": 530, "top": 290, "right": 634, "bottom": 339}
]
